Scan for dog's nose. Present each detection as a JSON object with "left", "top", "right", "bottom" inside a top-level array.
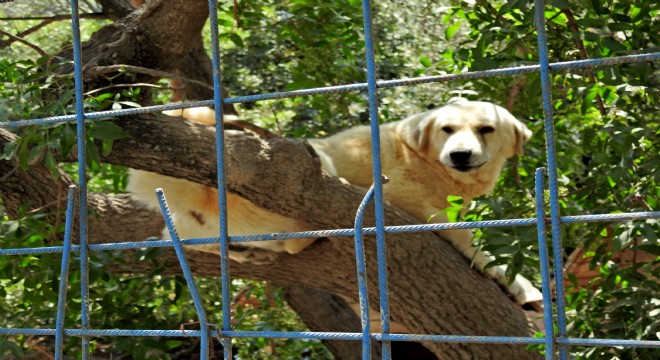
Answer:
[{"left": 450, "top": 150, "right": 472, "bottom": 164}]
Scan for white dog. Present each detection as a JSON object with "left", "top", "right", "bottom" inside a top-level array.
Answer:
[{"left": 127, "top": 101, "right": 542, "bottom": 304}]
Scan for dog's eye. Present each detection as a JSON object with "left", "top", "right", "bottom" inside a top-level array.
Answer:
[
  {"left": 442, "top": 126, "right": 453, "bottom": 134},
  {"left": 478, "top": 126, "right": 495, "bottom": 135}
]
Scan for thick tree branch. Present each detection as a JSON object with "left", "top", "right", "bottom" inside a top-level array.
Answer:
[
  {"left": 49, "top": 0, "right": 210, "bottom": 95},
  {"left": 1, "top": 1, "right": 542, "bottom": 357},
  {"left": 284, "top": 286, "right": 383, "bottom": 359},
  {"left": 107, "top": 117, "right": 544, "bottom": 358},
  {"left": 1, "top": 121, "right": 541, "bottom": 359}
]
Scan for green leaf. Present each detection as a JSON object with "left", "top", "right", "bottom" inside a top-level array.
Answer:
[
  {"left": 27, "top": 143, "right": 44, "bottom": 165},
  {"left": 0, "top": 338, "right": 24, "bottom": 356},
  {"left": 607, "top": 176, "right": 616, "bottom": 188},
  {"left": 2, "top": 140, "right": 16, "bottom": 160},
  {"left": 548, "top": 0, "right": 570, "bottom": 9},
  {"left": 419, "top": 56, "right": 432, "bottom": 68},
  {"left": 445, "top": 21, "right": 461, "bottom": 40},
  {"left": 59, "top": 124, "right": 76, "bottom": 156},
  {"left": 86, "top": 142, "right": 101, "bottom": 172},
  {"left": 589, "top": 0, "right": 604, "bottom": 15},
  {"left": 505, "top": 250, "right": 524, "bottom": 283},
  {"left": 44, "top": 152, "right": 59, "bottom": 178},
  {"left": 633, "top": 243, "right": 660, "bottom": 256},
  {"left": 447, "top": 195, "right": 464, "bottom": 207},
  {"left": 581, "top": 85, "right": 599, "bottom": 115},
  {"left": 229, "top": 33, "right": 244, "bottom": 47},
  {"left": 88, "top": 122, "right": 128, "bottom": 141}
]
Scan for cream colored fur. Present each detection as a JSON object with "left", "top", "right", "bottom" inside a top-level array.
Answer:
[
  {"left": 127, "top": 109, "right": 318, "bottom": 263},
  {"left": 310, "top": 100, "right": 540, "bottom": 304},
  {"left": 127, "top": 101, "right": 542, "bottom": 304}
]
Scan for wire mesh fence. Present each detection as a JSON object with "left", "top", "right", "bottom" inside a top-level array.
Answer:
[{"left": 1, "top": 0, "right": 659, "bottom": 359}]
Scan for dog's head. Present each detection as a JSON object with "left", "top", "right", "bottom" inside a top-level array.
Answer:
[{"left": 411, "top": 101, "right": 532, "bottom": 182}]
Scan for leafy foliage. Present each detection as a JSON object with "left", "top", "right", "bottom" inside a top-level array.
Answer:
[
  {"left": 436, "top": 1, "right": 659, "bottom": 358},
  {"left": 1, "top": 0, "right": 659, "bottom": 359}
]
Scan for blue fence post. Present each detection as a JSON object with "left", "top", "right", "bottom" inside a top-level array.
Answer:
[
  {"left": 359, "top": 0, "right": 393, "bottom": 358},
  {"left": 533, "top": 1, "right": 569, "bottom": 359},
  {"left": 67, "top": 0, "right": 91, "bottom": 357},
  {"left": 206, "top": 1, "right": 234, "bottom": 358},
  {"left": 54, "top": 186, "right": 78, "bottom": 360},
  {"left": 156, "top": 189, "right": 211, "bottom": 360},
  {"left": 535, "top": 168, "right": 556, "bottom": 359},
  {"left": 353, "top": 184, "right": 379, "bottom": 358}
]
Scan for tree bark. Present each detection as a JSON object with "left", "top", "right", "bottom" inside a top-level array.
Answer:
[
  {"left": 1, "top": 122, "right": 541, "bottom": 359},
  {"left": 284, "top": 286, "right": 383, "bottom": 360}
]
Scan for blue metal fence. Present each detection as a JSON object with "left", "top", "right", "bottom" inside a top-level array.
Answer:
[{"left": 1, "top": 0, "right": 659, "bottom": 359}]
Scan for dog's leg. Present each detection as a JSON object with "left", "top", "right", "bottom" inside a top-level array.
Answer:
[
  {"left": 283, "top": 238, "right": 319, "bottom": 254},
  {"left": 442, "top": 228, "right": 543, "bottom": 304}
]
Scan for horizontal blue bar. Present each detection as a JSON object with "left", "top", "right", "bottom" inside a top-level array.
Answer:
[
  {"left": 560, "top": 212, "right": 660, "bottom": 223},
  {"left": 1, "top": 211, "right": 658, "bottom": 256},
  {"left": 0, "top": 100, "right": 214, "bottom": 128},
  {"left": 0, "top": 328, "right": 204, "bottom": 337},
  {"left": 225, "top": 331, "right": 546, "bottom": 345},
  {"left": 2, "top": 328, "right": 657, "bottom": 348},
  {"left": 1, "top": 53, "right": 657, "bottom": 129},
  {"left": 557, "top": 337, "right": 660, "bottom": 348}
]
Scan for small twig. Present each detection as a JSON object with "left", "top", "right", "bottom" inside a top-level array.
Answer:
[
  {"left": 0, "top": 29, "right": 48, "bottom": 57},
  {"left": 48, "top": 187, "right": 65, "bottom": 244},
  {"left": 84, "top": 82, "right": 165, "bottom": 96},
  {"left": 0, "top": 19, "right": 53, "bottom": 49},
  {"left": 507, "top": 77, "right": 526, "bottom": 186},
  {"left": 230, "top": 287, "right": 252, "bottom": 310},
  {"left": 27, "top": 200, "right": 60, "bottom": 215},
  {"left": 180, "top": 321, "right": 202, "bottom": 335},
  {"left": 225, "top": 119, "right": 280, "bottom": 140},
  {"left": 507, "top": 78, "right": 525, "bottom": 112},
  {"left": 630, "top": 194, "right": 653, "bottom": 212},
  {"left": 265, "top": 282, "right": 276, "bottom": 307},
  {"left": 25, "top": 335, "right": 55, "bottom": 360},
  {"left": 85, "top": 64, "right": 214, "bottom": 91},
  {"left": 232, "top": 0, "right": 242, "bottom": 29},
  {"left": 562, "top": 8, "right": 607, "bottom": 117},
  {"left": 0, "top": 165, "right": 20, "bottom": 182},
  {"left": 493, "top": 11, "right": 565, "bottom": 57},
  {"left": 0, "top": 13, "right": 105, "bottom": 21},
  {"left": 558, "top": 181, "right": 599, "bottom": 198}
]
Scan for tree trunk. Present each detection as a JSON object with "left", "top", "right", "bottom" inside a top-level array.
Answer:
[
  {"left": 284, "top": 286, "right": 383, "bottom": 360},
  {"left": 0, "top": 1, "right": 542, "bottom": 358}
]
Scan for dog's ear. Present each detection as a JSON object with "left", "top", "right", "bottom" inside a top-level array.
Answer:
[
  {"left": 512, "top": 119, "right": 532, "bottom": 156},
  {"left": 415, "top": 116, "right": 436, "bottom": 155}
]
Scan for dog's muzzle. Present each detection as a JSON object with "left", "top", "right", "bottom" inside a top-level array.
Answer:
[{"left": 449, "top": 150, "right": 484, "bottom": 172}]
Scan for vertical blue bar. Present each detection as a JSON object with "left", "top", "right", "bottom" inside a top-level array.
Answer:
[
  {"left": 535, "top": 169, "right": 556, "bottom": 359},
  {"left": 354, "top": 186, "right": 376, "bottom": 359},
  {"left": 360, "top": 0, "right": 391, "bottom": 358},
  {"left": 533, "top": 1, "right": 568, "bottom": 359},
  {"left": 206, "top": 1, "right": 233, "bottom": 358},
  {"left": 68, "top": 0, "right": 91, "bottom": 357},
  {"left": 156, "top": 189, "right": 210, "bottom": 360},
  {"left": 55, "top": 186, "right": 78, "bottom": 360}
]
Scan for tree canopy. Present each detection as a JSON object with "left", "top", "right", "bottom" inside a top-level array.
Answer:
[{"left": 1, "top": 0, "right": 658, "bottom": 359}]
